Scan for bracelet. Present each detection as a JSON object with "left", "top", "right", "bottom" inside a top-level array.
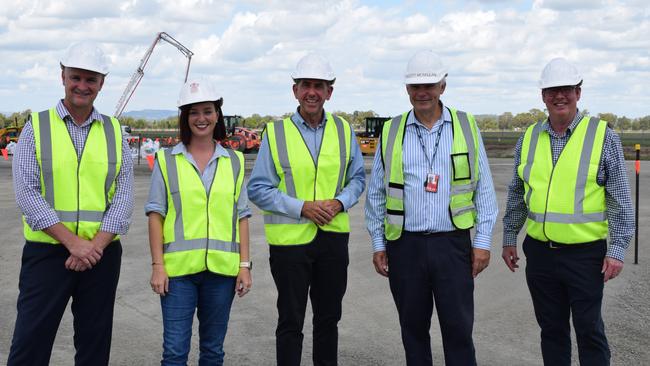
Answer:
[{"left": 152, "top": 262, "right": 163, "bottom": 266}]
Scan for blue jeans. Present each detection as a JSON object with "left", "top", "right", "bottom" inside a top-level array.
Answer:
[{"left": 160, "top": 271, "right": 236, "bottom": 366}]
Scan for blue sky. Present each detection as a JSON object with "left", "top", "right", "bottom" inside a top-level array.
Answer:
[{"left": 1, "top": 0, "right": 648, "bottom": 118}]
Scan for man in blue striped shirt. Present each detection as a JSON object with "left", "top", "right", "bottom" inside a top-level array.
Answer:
[{"left": 365, "top": 50, "right": 497, "bottom": 366}]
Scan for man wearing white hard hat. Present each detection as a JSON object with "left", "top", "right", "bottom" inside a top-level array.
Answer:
[
  {"left": 8, "top": 41, "right": 134, "bottom": 366},
  {"left": 365, "top": 50, "right": 497, "bottom": 365},
  {"left": 501, "top": 58, "right": 633, "bottom": 365},
  {"left": 248, "top": 53, "right": 365, "bottom": 365}
]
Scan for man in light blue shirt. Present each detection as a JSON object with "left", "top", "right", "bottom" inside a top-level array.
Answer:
[
  {"left": 248, "top": 54, "right": 365, "bottom": 366},
  {"left": 365, "top": 50, "right": 497, "bottom": 366}
]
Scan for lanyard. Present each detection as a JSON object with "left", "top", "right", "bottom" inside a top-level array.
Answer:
[{"left": 414, "top": 121, "right": 444, "bottom": 173}]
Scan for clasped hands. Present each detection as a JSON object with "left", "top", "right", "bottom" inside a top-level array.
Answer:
[
  {"left": 301, "top": 199, "right": 343, "bottom": 226},
  {"left": 64, "top": 237, "right": 103, "bottom": 272}
]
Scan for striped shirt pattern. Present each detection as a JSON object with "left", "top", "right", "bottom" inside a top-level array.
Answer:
[
  {"left": 13, "top": 100, "right": 134, "bottom": 235},
  {"left": 502, "top": 111, "right": 634, "bottom": 261},
  {"left": 365, "top": 105, "right": 498, "bottom": 253}
]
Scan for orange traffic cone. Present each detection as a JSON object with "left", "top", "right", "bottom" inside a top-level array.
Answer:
[{"left": 146, "top": 154, "right": 155, "bottom": 170}]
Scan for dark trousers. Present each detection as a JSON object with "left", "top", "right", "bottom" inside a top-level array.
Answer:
[
  {"left": 7, "top": 240, "right": 122, "bottom": 366},
  {"left": 270, "top": 230, "right": 349, "bottom": 366},
  {"left": 387, "top": 230, "right": 476, "bottom": 366},
  {"left": 523, "top": 235, "right": 610, "bottom": 366}
]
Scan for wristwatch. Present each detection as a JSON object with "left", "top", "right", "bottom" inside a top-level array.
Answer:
[{"left": 239, "top": 261, "right": 252, "bottom": 270}]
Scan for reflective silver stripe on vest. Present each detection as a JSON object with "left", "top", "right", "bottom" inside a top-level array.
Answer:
[
  {"left": 451, "top": 203, "right": 476, "bottom": 217},
  {"left": 574, "top": 117, "right": 600, "bottom": 215},
  {"left": 528, "top": 211, "right": 606, "bottom": 223},
  {"left": 101, "top": 115, "right": 118, "bottom": 207},
  {"left": 38, "top": 111, "right": 55, "bottom": 207},
  {"left": 273, "top": 121, "right": 297, "bottom": 197},
  {"left": 523, "top": 122, "right": 545, "bottom": 206},
  {"left": 332, "top": 115, "right": 347, "bottom": 195},
  {"left": 383, "top": 115, "right": 402, "bottom": 188},
  {"left": 386, "top": 213, "right": 403, "bottom": 226},
  {"left": 450, "top": 182, "right": 477, "bottom": 195},
  {"left": 164, "top": 238, "right": 239, "bottom": 254},
  {"left": 263, "top": 214, "right": 312, "bottom": 225},
  {"left": 164, "top": 149, "right": 185, "bottom": 245},
  {"left": 225, "top": 149, "right": 240, "bottom": 243},
  {"left": 387, "top": 186, "right": 403, "bottom": 200},
  {"left": 55, "top": 210, "right": 104, "bottom": 222},
  {"left": 455, "top": 111, "right": 477, "bottom": 183},
  {"left": 38, "top": 111, "right": 110, "bottom": 223},
  {"left": 164, "top": 149, "right": 240, "bottom": 254}
]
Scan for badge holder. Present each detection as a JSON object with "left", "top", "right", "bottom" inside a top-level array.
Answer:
[{"left": 425, "top": 173, "right": 439, "bottom": 193}]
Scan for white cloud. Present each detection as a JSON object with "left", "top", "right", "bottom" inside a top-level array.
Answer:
[{"left": 0, "top": 0, "right": 648, "bottom": 117}]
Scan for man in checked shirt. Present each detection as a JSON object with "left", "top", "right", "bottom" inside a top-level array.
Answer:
[
  {"left": 501, "top": 57, "right": 634, "bottom": 366},
  {"left": 7, "top": 41, "right": 134, "bottom": 366}
]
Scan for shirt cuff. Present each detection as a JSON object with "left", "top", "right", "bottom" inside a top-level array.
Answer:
[
  {"left": 372, "top": 236, "right": 386, "bottom": 252},
  {"left": 502, "top": 231, "right": 519, "bottom": 247},
  {"left": 472, "top": 233, "right": 491, "bottom": 251},
  {"left": 100, "top": 221, "right": 130, "bottom": 236},
  {"left": 28, "top": 212, "right": 61, "bottom": 232},
  {"left": 606, "top": 244, "right": 626, "bottom": 262}
]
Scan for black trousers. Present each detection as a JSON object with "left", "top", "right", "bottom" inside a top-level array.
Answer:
[
  {"left": 523, "top": 235, "right": 610, "bottom": 366},
  {"left": 7, "top": 240, "right": 122, "bottom": 366},
  {"left": 269, "top": 230, "right": 349, "bottom": 366},
  {"left": 387, "top": 230, "right": 476, "bottom": 366}
]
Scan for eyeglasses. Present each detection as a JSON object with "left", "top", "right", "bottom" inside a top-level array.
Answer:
[{"left": 543, "top": 85, "right": 578, "bottom": 97}]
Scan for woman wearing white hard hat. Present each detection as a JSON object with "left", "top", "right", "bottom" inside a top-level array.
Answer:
[{"left": 145, "top": 79, "right": 252, "bottom": 365}]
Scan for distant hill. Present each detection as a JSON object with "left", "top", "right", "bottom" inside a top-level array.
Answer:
[{"left": 122, "top": 109, "right": 177, "bottom": 120}]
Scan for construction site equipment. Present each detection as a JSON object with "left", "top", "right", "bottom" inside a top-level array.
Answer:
[
  {"left": 539, "top": 57, "right": 582, "bottom": 89},
  {"left": 356, "top": 116, "right": 389, "bottom": 155},
  {"left": 405, "top": 50, "right": 447, "bottom": 85},
  {"left": 222, "top": 115, "right": 261, "bottom": 153},
  {"left": 60, "top": 41, "right": 110, "bottom": 75},
  {"left": 0, "top": 126, "right": 22, "bottom": 149},
  {"left": 291, "top": 53, "right": 336, "bottom": 82},
  {"left": 115, "top": 32, "right": 193, "bottom": 119}
]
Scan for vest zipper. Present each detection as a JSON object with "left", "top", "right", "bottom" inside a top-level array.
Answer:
[{"left": 66, "top": 120, "right": 91, "bottom": 235}]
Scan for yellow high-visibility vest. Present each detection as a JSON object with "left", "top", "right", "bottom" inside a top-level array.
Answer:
[
  {"left": 263, "top": 113, "right": 351, "bottom": 245},
  {"left": 157, "top": 147, "right": 244, "bottom": 277},
  {"left": 24, "top": 109, "right": 122, "bottom": 243},
  {"left": 381, "top": 108, "right": 480, "bottom": 241},
  {"left": 519, "top": 116, "right": 608, "bottom": 243}
]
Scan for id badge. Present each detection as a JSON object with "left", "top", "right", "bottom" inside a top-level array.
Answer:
[{"left": 425, "top": 173, "right": 439, "bottom": 193}]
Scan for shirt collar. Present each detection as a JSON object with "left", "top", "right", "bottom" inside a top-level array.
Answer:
[
  {"left": 407, "top": 101, "right": 451, "bottom": 127},
  {"left": 56, "top": 99, "right": 104, "bottom": 127},
  {"left": 170, "top": 141, "right": 229, "bottom": 160},
  {"left": 291, "top": 107, "right": 327, "bottom": 129},
  {"left": 544, "top": 109, "right": 583, "bottom": 137}
]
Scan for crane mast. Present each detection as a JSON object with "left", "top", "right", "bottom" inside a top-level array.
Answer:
[{"left": 114, "top": 32, "right": 193, "bottom": 118}]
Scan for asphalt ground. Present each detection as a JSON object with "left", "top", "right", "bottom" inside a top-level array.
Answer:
[{"left": 0, "top": 156, "right": 649, "bottom": 365}]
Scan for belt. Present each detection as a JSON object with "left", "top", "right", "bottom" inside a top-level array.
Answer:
[{"left": 544, "top": 240, "right": 601, "bottom": 249}]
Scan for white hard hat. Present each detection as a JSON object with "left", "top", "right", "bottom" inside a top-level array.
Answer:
[
  {"left": 177, "top": 79, "right": 222, "bottom": 108},
  {"left": 60, "top": 41, "right": 110, "bottom": 75},
  {"left": 291, "top": 53, "right": 336, "bottom": 83},
  {"left": 404, "top": 50, "right": 447, "bottom": 85},
  {"left": 538, "top": 57, "right": 582, "bottom": 89}
]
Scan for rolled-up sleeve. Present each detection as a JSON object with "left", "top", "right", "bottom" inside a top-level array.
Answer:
[{"left": 100, "top": 136, "right": 134, "bottom": 235}]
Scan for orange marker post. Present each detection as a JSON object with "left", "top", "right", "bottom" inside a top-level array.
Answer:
[
  {"left": 1, "top": 148, "right": 8, "bottom": 160},
  {"left": 634, "top": 144, "right": 640, "bottom": 264},
  {"left": 146, "top": 154, "right": 155, "bottom": 171}
]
